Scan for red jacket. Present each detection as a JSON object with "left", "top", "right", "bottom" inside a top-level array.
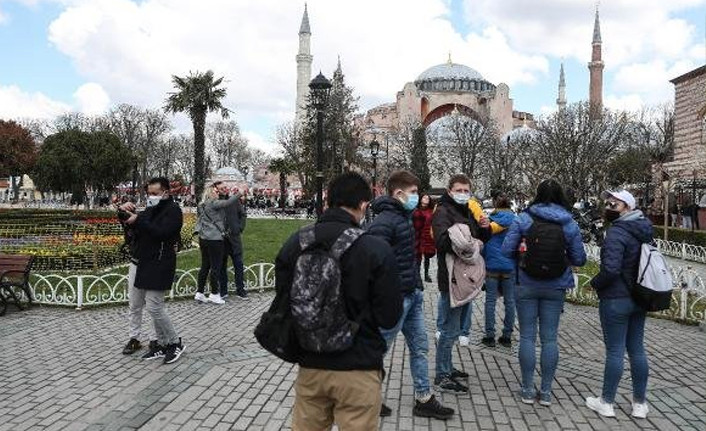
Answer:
[{"left": 413, "top": 207, "right": 436, "bottom": 257}]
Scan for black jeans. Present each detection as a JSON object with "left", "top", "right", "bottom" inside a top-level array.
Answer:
[
  {"left": 197, "top": 238, "right": 226, "bottom": 294},
  {"left": 221, "top": 237, "right": 246, "bottom": 296}
]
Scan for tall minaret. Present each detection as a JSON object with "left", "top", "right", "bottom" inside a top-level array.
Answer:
[
  {"left": 295, "top": 4, "right": 313, "bottom": 125},
  {"left": 588, "top": 5, "right": 604, "bottom": 116},
  {"left": 556, "top": 62, "right": 567, "bottom": 110}
]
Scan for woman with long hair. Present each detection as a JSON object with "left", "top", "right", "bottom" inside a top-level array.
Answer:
[
  {"left": 194, "top": 182, "right": 239, "bottom": 305},
  {"left": 501, "top": 179, "right": 587, "bottom": 406}
]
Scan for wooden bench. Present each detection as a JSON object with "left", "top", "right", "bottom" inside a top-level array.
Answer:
[{"left": 0, "top": 254, "right": 34, "bottom": 315}]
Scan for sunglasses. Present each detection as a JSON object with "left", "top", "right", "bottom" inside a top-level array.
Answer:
[{"left": 605, "top": 201, "right": 621, "bottom": 209}]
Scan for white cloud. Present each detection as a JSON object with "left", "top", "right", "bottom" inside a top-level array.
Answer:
[
  {"left": 243, "top": 130, "right": 276, "bottom": 155},
  {"left": 73, "top": 82, "right": 110, "bottom": 115},
  {"left": 0, "top": 85, "right": 70, "bottom": 119},
  {"left": 604, "top": 94, "right": 645, "bottom": 112}
]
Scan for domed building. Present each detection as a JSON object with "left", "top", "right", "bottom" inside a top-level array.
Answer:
[{"left": 360, "top": 56, "right": 534, "bottom": 139}]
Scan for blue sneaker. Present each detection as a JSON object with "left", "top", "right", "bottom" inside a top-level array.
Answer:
[{"left": 539, "top": 392, "right": 552, "bottom": 407}]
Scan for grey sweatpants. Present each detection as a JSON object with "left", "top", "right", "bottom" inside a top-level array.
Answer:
[{"left": 128, "top": 263, "right": 179, "bottom": 345}]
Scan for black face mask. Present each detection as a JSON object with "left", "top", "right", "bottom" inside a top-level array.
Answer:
[
  {"left": 218, "top": 193, "right": 229, "bottom": 200},
  {"left": 604, "top": 209, "right": 621, "bottom": 222}
]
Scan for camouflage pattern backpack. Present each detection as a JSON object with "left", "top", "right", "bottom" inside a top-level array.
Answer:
[{"left": 290, "top": 224, "right": 365, "bottom": 353}]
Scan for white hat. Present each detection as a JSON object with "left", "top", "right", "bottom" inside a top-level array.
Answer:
[{"left": 601, "top": 190, "right": 636, "bottom": 210}]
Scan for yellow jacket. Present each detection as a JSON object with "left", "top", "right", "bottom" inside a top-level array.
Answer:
[{"left": 468, "top": 198, "right": 505, "bottom": 234}]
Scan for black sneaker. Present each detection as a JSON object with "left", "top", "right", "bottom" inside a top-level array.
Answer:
[
  {"left": 141, "top": 340, "right": 165, "bottom": 360},
  {"left": 122, "top": 338, "right": 141, "bottom": 355},
  {"left": 434, "top": 375, "right": 468, "bottom": 394},
  {"left": 481, "top": 336, "right": 496, "bottom": 347},
  {"left": 163, "top": 338, "right": 185, "bottom": 364},
  {"left": 424, "top": 275, "right": 433, "bottom": 282},
  {"left": 451, "top": 368, "right": 469, "bottom": 379},
  {"left": 236, "top": 290, "right": 249, "bottom": 299},
  {"left": 380, "top": 403, "right": 392, "bottom": 417},
  {"left": 413, "top": 395, "right": 454, "bottom": 420},
  {"left": 498, "top": 335, "right": 512, "bottom": 348}
]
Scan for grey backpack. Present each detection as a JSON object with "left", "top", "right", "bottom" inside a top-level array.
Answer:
[{"left": 290, "top": 224, "right": 365, "bottom": 353}]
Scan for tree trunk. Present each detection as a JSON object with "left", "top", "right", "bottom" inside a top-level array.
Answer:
[
  {"left": 279, "top": 172, "right": 287, "bottom": 209},
  {"left": 193, "top": 111, "right": 206, "bottom": 204}
]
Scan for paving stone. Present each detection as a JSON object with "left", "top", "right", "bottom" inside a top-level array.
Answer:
[{"left": 0, "top": 282, "right": 703, "bottom": 430}]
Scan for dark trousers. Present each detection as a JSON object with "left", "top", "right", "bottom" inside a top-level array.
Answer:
[
  {"left": 197, "top": 238, "right": 226, "bottom": 294},
  {"left": 221, "top": 237, "right": 246, "bottom": 296},
  {"left": 416, "top": 254, "right": 433, "bottom": 278}
]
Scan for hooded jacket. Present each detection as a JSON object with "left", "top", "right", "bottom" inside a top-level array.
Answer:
[
  {"left": 590, "top": 210, "right": 654, "bottom": 300},
  {"left": 367, "top": 196, "right": 422, "bottom": 294},
  {"left": 432, "top": 193, "right": 492, "bottom": 293},
  {"left": 275, "top": 207, "right": 403, "bottom": 371},
  {"left": 501, "top": 203, "right": 587, "bottom": 289},
  {"left": 482, "top": 209, "right": 517, "bottom": 273}
]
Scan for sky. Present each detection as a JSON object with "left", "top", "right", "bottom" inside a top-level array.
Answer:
[{"left": 0, "top": 0, "right": 704, "bottom": 154}]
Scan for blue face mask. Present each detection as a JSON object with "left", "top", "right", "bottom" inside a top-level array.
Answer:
[{"left": 403, "top": 193, "right": 419, "bottom": 211}]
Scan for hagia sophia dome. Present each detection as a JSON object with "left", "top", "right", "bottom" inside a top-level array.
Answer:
[{"left": 414, "top": 60, "right": 496, "bottom": 93}]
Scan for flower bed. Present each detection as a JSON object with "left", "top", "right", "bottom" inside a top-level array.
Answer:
[{"left": 0, "top": 209, "right": 196, "bottom": 271}]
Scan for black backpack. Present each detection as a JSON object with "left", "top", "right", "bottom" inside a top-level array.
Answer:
[
  {"left": 520, "top": 215, "right": 569, "bottom": 279},
  {"left": 254, "top": 224, "right": 364, "bottom": 362}
]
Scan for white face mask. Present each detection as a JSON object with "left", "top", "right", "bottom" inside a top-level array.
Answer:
[
  {"left": 146, "top": 194, "right": 163, "bottom": 208},
  {"left": 452, "top": 192, "right": 471, "bottom": 205}
]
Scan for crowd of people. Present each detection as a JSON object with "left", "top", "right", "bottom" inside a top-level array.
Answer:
[
  {"left": 265, "top": 170, "right": 655, "bottom": 430},
  {"left": 113, "top": 171, "right": 657, "bottom": 429}
]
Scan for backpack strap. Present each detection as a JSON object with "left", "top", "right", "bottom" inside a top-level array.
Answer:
[
  {"left": 331, "top": 228, "right": 365, "bottom": 260},
  {"left": 298, "top": 224, "right": 317, "bottom": 250}
]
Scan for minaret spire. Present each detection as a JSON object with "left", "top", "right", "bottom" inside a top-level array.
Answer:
[
  {"left": 295, "top": 3, "right": 313, "bottom": 125},
  {"left": 588, "top": 3, "right": 604, "bottom": 117},
  {"left": 557, "top": 62, "right": 567, "bottom": 110}
]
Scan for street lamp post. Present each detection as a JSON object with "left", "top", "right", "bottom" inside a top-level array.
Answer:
[
  {"left": 309, "top": 72, "right": 332, "bottom": 218},
  {"left": 370, "top": 138, "right": 380, "bottom": 195}
]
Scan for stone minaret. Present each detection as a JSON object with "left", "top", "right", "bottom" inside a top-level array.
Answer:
[
  {"left": 588, "top": 6, "right": 604, "bottom": 115},
  {"left": 295, "top": 4, "right": 313, "bottom": 125},
  {"left": 556, "top": 62, "right": 567, "bottom": 110}
]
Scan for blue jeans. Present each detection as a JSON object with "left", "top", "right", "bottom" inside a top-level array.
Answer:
[
  {"left": 380, "top": 289, "right": 430, "bottom": 399},
  {"left": 516, "top": 287, "right": 565, "bottom": 399},
  {"left": 599, "top": 297, "right": 648, "bottom": 404},
  {"left": 460, "top": 303, "right": 472, "bottom": 337},
  {"left": 221, "top": 237, "right": 245, "bottom": 296},
  {"left": 485, "top": 273, "right": 516, "bottom": 338},
  {"left": 435, "top": 291, "right": 464, "bottom": 377}
]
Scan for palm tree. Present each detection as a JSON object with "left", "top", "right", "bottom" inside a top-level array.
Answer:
[
  {"left": 269, "top": 158, "right": 294, "bottom": 210},
  {"left": 165, "top": 70, "right": 229, "bottom": 203}
]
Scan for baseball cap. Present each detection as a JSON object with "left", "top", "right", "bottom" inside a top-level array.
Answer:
[{"left": 601, "top": 190, "right": 635, "bottom": 210}]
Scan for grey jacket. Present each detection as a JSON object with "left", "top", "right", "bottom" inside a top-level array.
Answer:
[{"left": 196, "top": 195, "right": 239, "bottom": 241}]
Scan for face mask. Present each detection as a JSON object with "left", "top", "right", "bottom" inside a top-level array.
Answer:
[
  {"left": 146, "top": 195, "right": 162, "bottom": 208},
  {"left": 218, "top": 193, "right": 229, "bottom": 200},
  {"left": 402, "top": 193, "right": 419, "bottom": 211},
  {"left": 452, "top": 193, "right": 470, "bottom": 205},
  {"left": 604, "top": 209, "right": 621, "bottom": 222}
]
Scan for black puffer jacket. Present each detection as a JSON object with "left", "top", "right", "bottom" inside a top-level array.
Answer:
[
  {"left": 367, "top": 196, "right": 422, "bottom": 294},
  {"left": 275, "top": 208, "right": 403, "bottom": 371},
  {"left": 432, "top": 193, "right": 491, "bottom": 293},
  {"left": 133, "top": 197, "right": 183, "bottom": 291}
]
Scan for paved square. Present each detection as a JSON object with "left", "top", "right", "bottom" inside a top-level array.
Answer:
[{"left": 0, "top": 287, "right": 704, "bottom": 430}]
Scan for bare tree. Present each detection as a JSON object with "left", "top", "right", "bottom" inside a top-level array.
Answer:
[
  {"left": 206, "top": 120, "right": 249, "bottom": 171},
  {"left": 274, "top": 121, "right": 307, "bottom": 191}
]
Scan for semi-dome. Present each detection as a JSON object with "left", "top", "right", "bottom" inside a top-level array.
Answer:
[
  {"left": 415, "top": 61, "right": 495, "bottom": 94},
  {"left": 502, "top": 125, "right": 538, "bottom": 143}
]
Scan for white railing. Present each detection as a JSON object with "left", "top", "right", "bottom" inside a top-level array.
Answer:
[
  {"left": 655, "top": 238, "right": 706, "bottom": 264},
  {"left": 569, "top": 244, "right": 706, "bottom": 323},
  {"left": 18, "top": 263, "right": 275, "bottom": 310}
]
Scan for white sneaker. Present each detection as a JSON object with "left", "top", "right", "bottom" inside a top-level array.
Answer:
[
  {"left": 632, "top": 402, "right": 649, "bottom": 419},
  {"left": 208, "top": 293, "right": 225, "bottom": 305},
  {"left": 194, "top": 292, "right": 207, "bottom": 303},
  {"left": 435, "top": 331, "right": 440, "bottom": 341},
  {"left": 458, "top": 336, "right": 470, "bottom": 347},
  {"left": 586, "top": 396, "right": 615, "bottom": 418}
]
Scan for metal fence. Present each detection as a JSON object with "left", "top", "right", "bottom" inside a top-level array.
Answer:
[{"left": 655, "top": 238, "right": 706, "bottom": 264}]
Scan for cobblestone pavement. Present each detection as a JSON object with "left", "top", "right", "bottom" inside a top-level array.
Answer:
[{"left": 1, "top": 287, "right": 704, "bottom": 431}]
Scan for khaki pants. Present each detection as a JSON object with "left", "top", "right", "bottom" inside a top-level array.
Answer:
[{"left": 292, "top": 367, "right": 382, "bottom": 431}]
